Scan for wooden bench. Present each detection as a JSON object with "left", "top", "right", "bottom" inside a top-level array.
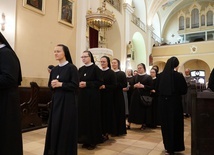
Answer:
[{"left": 19, "top": 82, "right": 52, "bottom": 132}]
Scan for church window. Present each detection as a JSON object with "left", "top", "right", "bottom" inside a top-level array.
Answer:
[{"left": 191, "top": 8, "right": 199, "bottom": 28}]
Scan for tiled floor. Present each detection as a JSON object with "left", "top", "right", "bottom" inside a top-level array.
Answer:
[{"left": 23, "top": 118, "right": 191, "bottom": 155}]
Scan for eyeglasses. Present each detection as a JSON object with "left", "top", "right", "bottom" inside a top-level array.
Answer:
[{"left": 81, "top": 56, "right": 89, "bottom": 58}]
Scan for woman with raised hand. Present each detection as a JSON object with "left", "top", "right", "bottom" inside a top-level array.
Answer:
[
  {"left": 78, "top": 51, "right": 103, "bottom": 150},
  {"left": 127, "top": 63, "right": 153, "bottom": 130},
  {"left": 44, "top": 44, "right": 79, "bottom": 155}
]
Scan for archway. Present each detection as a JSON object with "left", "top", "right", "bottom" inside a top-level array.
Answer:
[
  {"left": 130, "top": 32, "right": 146, "bottom": 70},
  {"left": 182, "top": 59, "right": 210, "bottom": 82},
  {"left": 153, "top": 61, "right": 166, "bottom": 73}
]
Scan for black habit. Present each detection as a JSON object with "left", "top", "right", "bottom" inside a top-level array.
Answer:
[
  {"left": 100, "top": 68, "right": 117, "bottom": 135},
  {"left": 126, "top": 76, "right": 134, "bottom": 113},
  {"left": 113, "top": 70, "right": 127, "bottom": 136},
  {"left": 156, "top": 57, "right": 187, "bottom": 153},
  {"left": 128, "top": 74, "right": 153, "bottom": 125},
  {"left": 44, "top": 63, "right": 79, "bottom": 155},
  {"left": 78, "top": 64, "right": 103, "bottom": 145},
  {"left": 208, "top": 68, "right": 214, "bottom": 91},
  {"left": 146, "top": 77, "right": 160, "bottom": 127},
  {"left": 0, "top": 34, "right": 23, "bottom": 155}
]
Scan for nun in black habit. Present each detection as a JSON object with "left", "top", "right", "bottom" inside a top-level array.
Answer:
[
  {"left": 208, "top": 68, "right": 214, "bottom": 91},
  {"left": 111, "top": 58, "right": 127, "bottom": 136},
  {"left": 146, "top": 68, "right": 159, "bottom": 128},
  {"left": 127, "top": 63, "right": 153, "bottom": 130},
  {"left": 44, "top": 44, "right": 79, "bottom": 155},
  {"left": 78, "top": 51, "right": 103, "bottom": 150},
  {"left": 0, "top": 32, "right": 23, "bottom": 155},
  {"left": 156, "top": 56, "right": 187, "bottom": 155},
  {"left": 99, "top": 56, "right": 117, "bottom": 140}
]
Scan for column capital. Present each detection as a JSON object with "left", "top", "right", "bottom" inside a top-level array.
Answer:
[{"left": 123, "top": 3, "right": 134, "bottom": 14}]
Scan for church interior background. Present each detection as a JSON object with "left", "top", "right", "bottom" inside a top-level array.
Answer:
[
  {"left": 1, "top": 0, "right": 213, "bottom": 86},
  {"left": 1, "top": 0, "right": 214, "bottom": 154}
]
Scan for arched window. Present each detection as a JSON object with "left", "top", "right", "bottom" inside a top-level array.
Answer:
[
  {"left": 207, "top": 11, "right": 213, "bottom": 26},
  {"left": 179, "top": 16, "right": 184, "bottom": 30},
  {"left": 191, "top": 8, "right": 199, "bottom": 28},
  {"left": 186, "top": 17, "right": 190, "bottom": 28},
  {"left": 201, "top": 15, "right": 205, "bottom": 26}
]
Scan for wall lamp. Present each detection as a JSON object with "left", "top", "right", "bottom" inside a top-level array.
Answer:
[{"left": 0, "top": 13, "right": 6, "bottom": 31}]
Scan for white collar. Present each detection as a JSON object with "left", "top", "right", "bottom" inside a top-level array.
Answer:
[
  {"left": 102, "top": 67, "right": 109, "bottom": 71},
  {"left": 0, "top": 44, "right": 6, "bottom": 49},
  {"left": 138, "top": 73, "right": 146, "bottom": 76},
  {"left": 59, "top": 61, "right": 68, "bottom": 67},
  {"left": 127, "top": 76, "right": 133, "bottom": 78},
  {"left": 85, "top": 62, "right": 93, "bottom": 67},
  {"left": 152, "top": 77, "right": 156, "bottom": 79},
  {"left": 113, "top": 69, "right": 120, "bottom": 72}
]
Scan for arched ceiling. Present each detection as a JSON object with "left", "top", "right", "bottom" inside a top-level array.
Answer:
[{"left": 146, "top": 0, "right": 214, "bottom": 29}]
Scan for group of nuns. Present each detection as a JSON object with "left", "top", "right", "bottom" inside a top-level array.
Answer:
[{"left": 0, "top": 31, "right": 187, "bottom": 155}]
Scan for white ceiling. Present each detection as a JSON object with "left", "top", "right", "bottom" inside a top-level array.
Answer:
[{"left": 145, "top": 0, "right": 214, "bottom": 31}]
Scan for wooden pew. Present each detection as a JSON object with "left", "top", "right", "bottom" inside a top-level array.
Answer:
[{"left": 19, "top": 82, "right": 52, "bottom": 132}]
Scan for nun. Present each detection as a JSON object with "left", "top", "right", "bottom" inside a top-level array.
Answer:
[
  {"left": 78, "top": 50, "right": 103, "bottom": 150},
  {"left": 111, "top": 58, "right": 127, "bottom": 136},
  {"left": 99, "top": 56, "right": 117, "bottom": 141},
  {"left": 156, "top": 56, "right": 187, "bottom": 155},
  {"left": 0, "top": 32, "right": 23, "bottom": 155},
  {"left": 44, "top": 44, "right": 79, "bottom": 155}
]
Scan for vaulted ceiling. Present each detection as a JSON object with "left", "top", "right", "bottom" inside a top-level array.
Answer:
[{"left": 146, "top": 0, "right": 214, "bottom": 30}]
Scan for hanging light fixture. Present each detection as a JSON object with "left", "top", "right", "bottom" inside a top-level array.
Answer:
[{"left": 86, "top": 1, "right": 116, "bottom": 30}]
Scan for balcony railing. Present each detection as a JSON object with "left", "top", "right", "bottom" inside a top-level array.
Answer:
[
  {"left": 151, "top": 32, "right": 161, "bottom": 43},
  {"left": 152, "top": 40, "right": 214, "bottom": 57},
  {"left": 131, "top": 14, "right": 145, "bottom": 32}
]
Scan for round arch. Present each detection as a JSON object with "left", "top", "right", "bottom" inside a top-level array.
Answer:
[
  {"left": 153, "top": 61, "right": 166, "bottom": 73},
  {"left": 181, "top": 59, "right": 211, "bottom": 82},
  {"left": 130, "top": 32, "right": 146, "bottom": 70}
]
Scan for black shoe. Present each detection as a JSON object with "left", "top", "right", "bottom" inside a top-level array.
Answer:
[
  {"left": 87, "top": 144, "right": 96, "bottom": 150},
  {"left": 102, "top": 135, "right": 109, "bottom": 142},
  {"left": 82, "top": 143, "right": 89, "bottom": 148},
  {"left": 165, "top": 150, "right": 174, "bottom": 155},
  {"left": 126, "top": 125, "right": 130, "bottom": 129},
  {"left": 140, "top": 124, "right": 146, "bottom": 130},
  {"left": 185, "top": 113, "right": 190, "bottom": 118}
]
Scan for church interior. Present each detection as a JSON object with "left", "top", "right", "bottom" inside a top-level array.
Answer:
[
  {"left": 1, "top": 0, "right": 214, "bottom": 154},
  {"left": 1, "top": 0, "right": 214, "bottom": 86}
]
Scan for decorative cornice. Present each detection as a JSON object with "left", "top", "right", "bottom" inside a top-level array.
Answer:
[{"left": 123, "top": 3, "right": 134, "bottom": 14}]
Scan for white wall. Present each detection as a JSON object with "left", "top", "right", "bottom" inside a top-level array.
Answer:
[
  {"left": 16, "top": 0, "right": 77, "bottom": 81},
  {"left": 152, "top": 13, "right": 161, "bottom": 39},
  {"left": 162, "top": 12, "right": 179, "bottom": 44},
  {"left": 132, "top": 0, "right": 147, "bottom": 24},
  {"left": 0, "top": 0, "right": 16, "bottom": 49}
]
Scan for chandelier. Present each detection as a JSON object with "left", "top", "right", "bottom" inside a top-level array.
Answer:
[{"left": 86, "top": 1, "right": 116, "bottom": 30}]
